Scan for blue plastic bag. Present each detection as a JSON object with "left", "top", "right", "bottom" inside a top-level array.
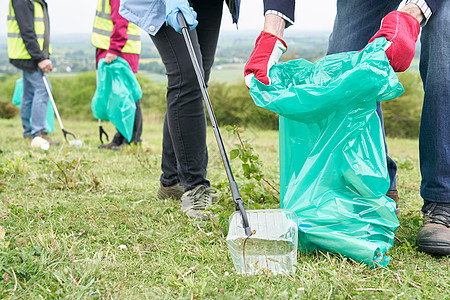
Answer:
[
  {"left": 12, "top": 78, "right": 55, "bottom": 133},
  {"left": 91, "top": 57, "right": 142, "bottom": 142},
  {"left": 248, "top": 38, "right": 403, "bottom": 267}
]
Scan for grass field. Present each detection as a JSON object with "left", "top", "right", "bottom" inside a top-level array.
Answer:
[{"left": 0, "top": 116, "right": 449, "bottom": 299}]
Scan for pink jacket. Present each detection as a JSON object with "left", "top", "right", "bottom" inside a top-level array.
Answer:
[{"left": 96, "top": 0, "right": 139, "bottom": 73}]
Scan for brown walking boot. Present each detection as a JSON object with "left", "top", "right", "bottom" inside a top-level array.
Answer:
[
  {"left": 417, "top": 201, "right": 450, "bottom": 256},
  {"left": 386, "top": 189, "right": 399, "bottom": 215}
]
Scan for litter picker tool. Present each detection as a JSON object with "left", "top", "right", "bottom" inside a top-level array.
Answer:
[
  {"left": 177, "top": 13, "right": 298, "bottom": 275},
  {"left": 42, "top": 74, "right": 83, "bottom": 146},
  {"left": 98, "top": 119, "right": 109, "bottom": 144},
  {"left": 177, "top": 12, "right": 251, "bottom": 236}
]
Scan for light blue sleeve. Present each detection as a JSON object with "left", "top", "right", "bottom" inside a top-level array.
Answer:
[{"left": 119, "top": 0, "right": 166, "bottom": 35}]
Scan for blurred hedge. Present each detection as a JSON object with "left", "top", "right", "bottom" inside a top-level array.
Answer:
[
  {"left": 0, "top": 71, "right": 424, "bottom": 138},
  {"left": 382, "top": 72, "right": 424, "bottom": 138}
]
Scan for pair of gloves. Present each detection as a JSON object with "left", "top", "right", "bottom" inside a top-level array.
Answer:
[{"left": 244, "top": 11, "right": 421, "bottom": 87}]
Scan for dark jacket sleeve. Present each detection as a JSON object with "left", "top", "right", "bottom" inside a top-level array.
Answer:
[
  {"left": 425, "top": 0, "right": 443, "bottom": 14},
  {"left": 12, "top": 0, "right": 46, "bottom": 62},
  {"left": 263, "top": 0, "right": 295, "bottom": 24}
]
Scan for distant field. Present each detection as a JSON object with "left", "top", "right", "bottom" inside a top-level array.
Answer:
[
  {"left": 138, "top": 71, "right": 167, "bottom": 84},
  {"left": 210, "top": 63, "right": 245, "bottom": 83},
  {"left": 140, "top": 63, "right": 245, "bottom": 84},
  {"left": 139, "top": 58, "right": 165, "bottom": 64}
]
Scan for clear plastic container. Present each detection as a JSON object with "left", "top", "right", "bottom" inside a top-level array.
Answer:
[{"left": 226, "top": 209, "right": 298, "bottom": 275}]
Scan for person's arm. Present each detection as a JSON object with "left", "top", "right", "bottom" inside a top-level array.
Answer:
[
  {"left": 243, "top": 1, "right": 295, "bottom": 87},
  {"left": 400, "top": 3, "right": 425, "bottom": 23},
  {"left": 406, "top": 0, "right": 443, "bottom": 25},
  {"left": 263, "top": 14, "right": 286, "bottom": 39},
  {"left": 106, "top": 0, "right": 130, "bottom": 63},
  {"left": 12, "top": 0, "right": 46, "bottom": 62},
  {"left": 263, "top": 0, "right": 295, "bottom": 30}
]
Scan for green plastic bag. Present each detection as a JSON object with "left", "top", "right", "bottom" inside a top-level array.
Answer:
[
  {"left": 91, "top": 57, "right": 142, "bottom": 142},
  {"left": 12, "top": 78, "right": 55, "bottom": 133},
  {"left": 248, "top": 38, "right": 403, "bottom": 267}
]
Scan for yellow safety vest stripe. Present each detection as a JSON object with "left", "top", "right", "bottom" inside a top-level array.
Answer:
[
  {"left": 7, "top": 0, "right": 52, "bottom": 60},
  {"left": 91, "top": 0, "right": 141, "bottom": 54}
]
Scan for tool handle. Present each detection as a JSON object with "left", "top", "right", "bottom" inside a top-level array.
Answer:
[
  {"left": 42, "top": 75, "right": 64, "bottom": 130},
  {"left": 177, "top": 12, "right": 251, "bottom": 236}
]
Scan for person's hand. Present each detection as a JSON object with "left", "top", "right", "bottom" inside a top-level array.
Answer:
[
  {"left": 368, "top": 10, "right": 420, "bottom": 72},
  {"left": 165, "top": 0, "right": 198, "bottom": 33},
  {"left": 244, "top": 31, "right": 287, "bottom": 88},
  {"left": 105, "top": 53, "right": 118, "bottom": 64},
  {"left": 38, "top": 59, "right": 53, "bottom": 73}
]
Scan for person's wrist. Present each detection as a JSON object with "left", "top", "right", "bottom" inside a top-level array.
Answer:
[
  {"left": 107, "top": 49, "right": 121, "bottom": 56},
  {"left": 399, "top": 3, "right": 424, "bottom": 23},
  {"left": 263, "top": 14, "right": 285, "bottom": 39}
]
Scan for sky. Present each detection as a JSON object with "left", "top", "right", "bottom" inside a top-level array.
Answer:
[{"left": 0, "top": 0, "right": 337, "bottom": 35}]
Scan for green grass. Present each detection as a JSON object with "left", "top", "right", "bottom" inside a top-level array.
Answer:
[{"left": 0, "top": 116, "right": 449, "bottom": 299}]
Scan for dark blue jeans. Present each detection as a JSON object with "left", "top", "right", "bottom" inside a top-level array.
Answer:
[
  {"left": 150, "top": 0, "right": 223, "bottom": 191},
  {"left": 419, "top": 2, "right": 450, "bottom": 204},
  {"left": 328, "top": 0, "right": 450, "bottom": 204}
]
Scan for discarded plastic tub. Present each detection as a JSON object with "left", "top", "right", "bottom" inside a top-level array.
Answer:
[{"left": 226, "top": 209, "right": 298, "bottom": 275}]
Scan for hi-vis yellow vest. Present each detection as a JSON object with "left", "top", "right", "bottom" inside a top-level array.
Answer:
[
  {"left": 7, "top": 0, "right": 52, "bottom": 59},
  {"left": 91, "top": 0, "right": 141, "bottom": 54}
]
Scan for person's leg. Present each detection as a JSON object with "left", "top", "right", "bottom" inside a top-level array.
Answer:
[
  {"left": 20, "top": 70, "right": 34, "bottom": 138},
  {"left": 111, "top": 131, "right": 125, "bottom": 146},
  {"left": 192, "top": 0, "right": 224, "bottom": 85},
  {"left": 108, "top": 131, "right": 125, "bottom": 146},
  {"left": 418, "top": 2, "right": 450, "bottom": 204},
  {"left": 416, "top": 1, "right": 450, "bottom": 255},
  {"left": 150, "top": 1, "right": 223, "bottom": 191},
  {"left": 130, "top": 100, "right": 143, "bottom": 144},
  {"left": 151, "top": 26, "right": 207, "bottom": 190},
  {"left": 160, "top": 112, "right": 180, "bottom": 186},
  {"left": 28, "top": 68, "right": 49, "bottom": 137},
  {"left": 328, "top": 0, "right": 402, "bottom": 194}
]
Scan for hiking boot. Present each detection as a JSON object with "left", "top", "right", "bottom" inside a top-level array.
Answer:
[
  {"left": 181, "top": 185, "right": 217, "bottom": 220},
  {"left": 98, "top": 142, "right": 122, "bottom": 151},
  {"left": 36, "top": 130, "right": 59, "bottom": 146},
  {"left": 386, "top": 189, "right": 399, "bottom": 215},
  {"left": 417, "top": 201, "right": 450, "bottom": 256},
  {"left": 157, "top": 182, "right": 184, "bottom": 200}
]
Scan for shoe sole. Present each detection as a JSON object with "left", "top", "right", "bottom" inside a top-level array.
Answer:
[
  {"left": 184, "top": 209, "right": 211, "bottom": 220},
  {"left": 417, "top": 240, "right": 450, "bottom": 256}
]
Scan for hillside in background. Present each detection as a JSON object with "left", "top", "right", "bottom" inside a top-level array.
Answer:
[
  {"left": 0, "top": 30, "right": 330, "bottom": 80},
  {"left": 0, "top": 30, "right": 421, "bottom": 82}
]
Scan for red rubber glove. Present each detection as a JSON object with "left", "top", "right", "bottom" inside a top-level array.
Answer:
[
  {"left": 244, "top": 31, "right": 287, "bottom": 88},
  {"left": 368, "top": 11, "right": 420, "bottom": 72}
]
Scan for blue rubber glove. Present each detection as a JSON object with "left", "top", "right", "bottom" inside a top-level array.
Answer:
[{"left": 165, "top": 0, "right": 198, "bottom": 33}]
